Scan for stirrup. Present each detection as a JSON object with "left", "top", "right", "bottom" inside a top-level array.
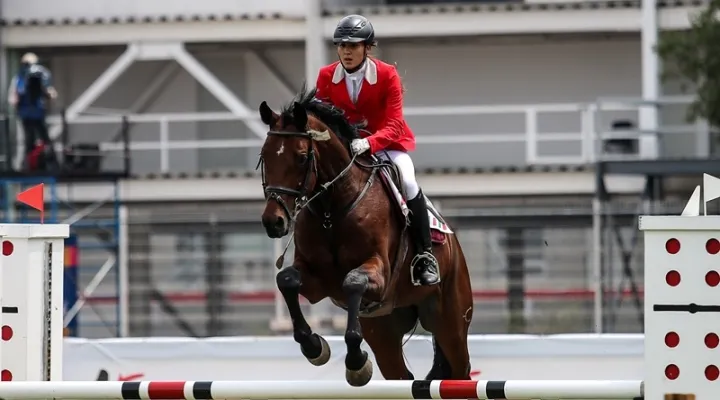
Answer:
[
  {"left": 410, "top": 252, "right": 440, "bottom": 286},
  {"left": 411, "top": 251, "right": 437, "bottom": 267}
]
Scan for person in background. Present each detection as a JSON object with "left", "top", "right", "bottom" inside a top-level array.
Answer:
[{"left": 8, "top": 52, "right": 58, "bottom": 170}]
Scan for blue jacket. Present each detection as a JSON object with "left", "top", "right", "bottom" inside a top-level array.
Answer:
[{"left": 15, "top": 65, "right": 52, "bottom": 120}]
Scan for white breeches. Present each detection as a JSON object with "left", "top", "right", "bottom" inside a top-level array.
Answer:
[{"left": 376, "top": 150, "right": 420, "bottom": 199}]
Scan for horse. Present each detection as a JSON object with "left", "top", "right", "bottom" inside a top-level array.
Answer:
[{"left": 257, "top": 86, "right": 474, "bottom": 387}]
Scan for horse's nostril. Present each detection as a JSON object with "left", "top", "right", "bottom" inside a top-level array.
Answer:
[{"left": 275, "top": 216, "right": 285, "bottom": 230}]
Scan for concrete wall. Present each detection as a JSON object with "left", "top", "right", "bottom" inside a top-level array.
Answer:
[{"left": 39, "top": 34, "right": 690, "bottom": 174}]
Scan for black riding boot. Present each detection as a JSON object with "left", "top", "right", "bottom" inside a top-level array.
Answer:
[{"left": 406, "top": 190, "right": 440, "bottom": 286}]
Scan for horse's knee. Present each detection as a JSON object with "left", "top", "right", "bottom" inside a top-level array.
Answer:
[
  {"left": 342, "top": 269, "right": 369, "bottom": 295},
  {"left": 276, "top": 266, "right": 301, "bottom": 291}
]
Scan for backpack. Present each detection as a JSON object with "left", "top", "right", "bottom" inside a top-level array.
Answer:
[{"left": 16, "top": 65, "right": 50, "bottom": 112}]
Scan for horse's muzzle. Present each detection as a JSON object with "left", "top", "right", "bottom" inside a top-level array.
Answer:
[{"left": 262, "top": 212, "right": 289, "bottom": 238}]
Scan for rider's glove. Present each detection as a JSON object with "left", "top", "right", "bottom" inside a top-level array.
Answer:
[{"left": 350, "top": 138, "right": 370, "bottom": 155}]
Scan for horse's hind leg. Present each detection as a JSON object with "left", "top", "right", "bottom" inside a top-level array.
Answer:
[
  {"left": 432, "top": 298, "right": 472, "bottom": 379},
  {"left": 361, "top": 308, "right": 419, "bottom": 380},
  {"left": 429, "top": 241, "right": 474, "bottom": 379},
  {"left": 276, "top": 264, "right": 331, "bottom": 366},
  {"left": 425, "top": 336, "right": 453, "bottom": 380}
]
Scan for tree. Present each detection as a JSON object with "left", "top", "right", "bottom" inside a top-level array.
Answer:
[{"left": 656, "top": 0, "right": 720, "bottom": 129}]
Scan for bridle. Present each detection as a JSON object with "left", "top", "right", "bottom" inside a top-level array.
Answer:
[
  {"left": 257, "top": 127, "right": 365, "bottom": 267},
  {"left": 257, "top": 125, "right": 397, "bottom": 268},
  {"left": 256, "top": 128, "right": 362, "bottom": 223}
]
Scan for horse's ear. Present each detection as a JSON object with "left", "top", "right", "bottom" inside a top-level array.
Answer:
[
  {"left": 259, "top": 101, "right": 278, "bottom": 126},
  {"left": 292, "top": 101, "right": 308, "bottom": 131}
]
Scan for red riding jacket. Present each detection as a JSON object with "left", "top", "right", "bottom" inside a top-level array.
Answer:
[{"left": 315, "top": 58, "right": 416, "bottom": 154}]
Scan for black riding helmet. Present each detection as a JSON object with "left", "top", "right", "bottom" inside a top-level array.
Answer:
[{"left": 333, "top": 14, "right": 375, "bottom": 45}]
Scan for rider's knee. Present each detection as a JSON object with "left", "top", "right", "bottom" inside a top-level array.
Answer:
[
  {"left": 276, "top": 266, "right": 301, "bottom": 289},
  {"left": 404, "top": 179, "right": 420, "bottom": 199}
]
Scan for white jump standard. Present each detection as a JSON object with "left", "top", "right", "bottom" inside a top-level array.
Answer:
[
  {"left": 641, "top": 215, "right": 720, "bottom": 400},
  {"left": 0, "top": 224, "right": 68, "bottom": 383}
]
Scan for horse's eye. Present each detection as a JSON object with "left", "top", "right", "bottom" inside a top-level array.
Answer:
[{"left": 298, "top": 154, "right": 308, "bottom": 165}]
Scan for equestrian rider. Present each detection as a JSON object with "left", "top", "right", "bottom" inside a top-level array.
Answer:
[{"left": 314, "top": 14, "right": 440, "bottom": 286}]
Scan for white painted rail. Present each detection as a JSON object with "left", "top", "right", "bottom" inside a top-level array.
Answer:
[{"left": 0, "top": 379, "right": 644, "bottom": 399}]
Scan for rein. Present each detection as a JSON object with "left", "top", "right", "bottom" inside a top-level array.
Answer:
[{"left": 257, "top": 128, "right": 384, "bottom": 268}]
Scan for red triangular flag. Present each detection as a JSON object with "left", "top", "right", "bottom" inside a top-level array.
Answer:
[{"left": 16, "top": 183, "right": 44, "bottom": 223}]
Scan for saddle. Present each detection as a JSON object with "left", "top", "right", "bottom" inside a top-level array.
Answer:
[
  {"left": 349, "top": 125, "right": 452, "bottom": 243},
  {"left": 325, "top": 127, "right": 455, "bottom": 316},
  {"left": 368, "top": 151, "right": 453, "bottom": 245},
  {"left": 329, "top": 150, "right": 454, "bottom": 318}
]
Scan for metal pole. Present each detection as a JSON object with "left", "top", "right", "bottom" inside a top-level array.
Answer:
[
  {"left": 305, "top": 0, "right": 327, "bottom": 89},
  {"left": 117, "top": 205, "right": 130, "bottom": 337},
  {"left": 591, "top": 101, "right": 604, "bottom": 333},
  {"left": 591, "top": 197, "right": 603, "bottom": 333},
  {"left": 639, "top": 0, "right": 660, "bottom": 159}
]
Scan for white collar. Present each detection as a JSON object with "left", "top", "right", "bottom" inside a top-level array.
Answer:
[
  {"left": 332, "top": 58, "right": 377, "bottom": 85},
  {"left": 345, "top": 61, "right": 366, "bottom": 81}
]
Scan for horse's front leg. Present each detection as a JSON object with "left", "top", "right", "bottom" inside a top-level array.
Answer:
[
  {"left": 276, "top": 263, "right": 331, "bottom": 366},
  {"left": 342, "top": 261, "right": 384, "bottom": 386}
]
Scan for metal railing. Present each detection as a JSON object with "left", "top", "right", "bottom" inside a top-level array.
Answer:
[{"left": 43, "top": 96, "right": 708, "bottom": 174}]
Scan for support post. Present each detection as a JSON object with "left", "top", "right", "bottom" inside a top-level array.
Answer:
[
  {"left": 639, "top": 0, "right": 660, "bottom": 159},
  {"left": 0, "top": 224, "right": 68, "bottom": 381},
  {"left": 592, "top": 164, "right": 606, "bottom": 333},
  {"left": 6, "top": 49, "right": 20, "bottom": 170},
  {"left": 117, "top": 205, "right": 130, "bottom": 338},
  {"left": 506, "top": 227, "right": 526, "bottom": 333},
  {"left": 305, "top": 0, "right": 327, "bottom": 89}
]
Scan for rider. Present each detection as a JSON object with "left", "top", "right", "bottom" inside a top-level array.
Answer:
[{"left": 314, "top": 14, "right": 440, "bottom": 286}]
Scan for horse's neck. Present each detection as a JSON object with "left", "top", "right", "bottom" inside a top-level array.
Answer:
[{"left": 315, "top": 140, "right": 368, "bottom": 206}]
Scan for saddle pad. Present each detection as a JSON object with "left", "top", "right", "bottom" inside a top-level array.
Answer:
[
  {"left": 429, "top": 212, "right": 453, "bottom": 234},
  {"left": 380, "top": 168, "right": 453, "bottom": 234}
]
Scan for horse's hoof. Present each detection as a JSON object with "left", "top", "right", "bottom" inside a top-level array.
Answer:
[
  {"left": 305, "top": 334, "right": 331, "bottom": 366},
  {"left": 345, "top": 354, "right": 373, "bottom": 387}
]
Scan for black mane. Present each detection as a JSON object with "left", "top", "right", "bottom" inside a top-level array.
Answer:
[{"left": 280, "top": 84, "right": 361, "bottom": 143}]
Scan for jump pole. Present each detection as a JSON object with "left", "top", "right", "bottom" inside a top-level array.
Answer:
[
  {"left": 0, "top": 216, "right": 714, "bottom": 399},
  {"left": 0, "top": 224, "right": 68, "bottom": 382}
]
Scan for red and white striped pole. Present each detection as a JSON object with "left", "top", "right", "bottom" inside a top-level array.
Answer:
[{"left": 0, "top": 379, "right": 643, "bottom": 399}]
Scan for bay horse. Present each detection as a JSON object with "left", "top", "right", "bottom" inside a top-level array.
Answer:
[{"left": 257, "top": 87, "right": 473, "bottom": 386}]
